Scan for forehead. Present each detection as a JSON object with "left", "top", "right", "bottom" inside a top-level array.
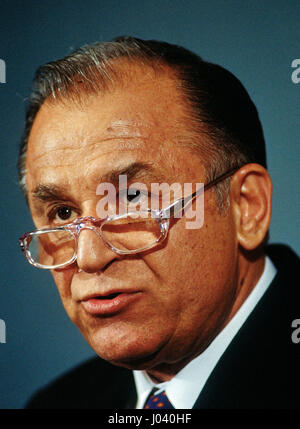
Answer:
[{"left": 26, "top": 66, "right": 205, "bottom": 193}]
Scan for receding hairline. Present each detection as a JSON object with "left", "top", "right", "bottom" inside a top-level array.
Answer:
[
  {"left": 29, "top": 57, "right": 214, "bottom": 164},
  {"left": 24, "top": 58, "right": 218, "bottom": 214},
  {"left": 41, "top": 56, "right": 180, "bottom": 106}
]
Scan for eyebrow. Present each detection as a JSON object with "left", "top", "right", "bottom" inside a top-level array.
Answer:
[
  {"left": 31, "top": 162, "right": 166, "bottom": 203},
  {"left": 31, "top": 184, "right": 72, "bottom": 203}
]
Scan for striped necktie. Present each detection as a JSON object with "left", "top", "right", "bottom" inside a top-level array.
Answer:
[{"left": 143, "top": 388, "right": 175, "bottom": 409}]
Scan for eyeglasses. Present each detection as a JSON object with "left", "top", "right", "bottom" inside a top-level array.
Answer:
[{"left": 19, "top": 168, "right": 237, "bottom": 269}]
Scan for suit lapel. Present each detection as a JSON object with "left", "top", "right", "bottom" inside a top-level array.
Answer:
[{"left": 193, "top": 245, "right": 300, "bottom": 409}]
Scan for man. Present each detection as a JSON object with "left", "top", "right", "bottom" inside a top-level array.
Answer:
[{"left": 18, "top": 37, "right": 299, "bottom": 409}]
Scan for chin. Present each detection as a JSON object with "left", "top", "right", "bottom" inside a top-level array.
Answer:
[{"left": 83, "top": 325, "right": 167, "bottom": 370}]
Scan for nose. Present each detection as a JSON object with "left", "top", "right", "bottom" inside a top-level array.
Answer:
[{"left": 76, "top": 228, "right": 117, "bottom": 273}]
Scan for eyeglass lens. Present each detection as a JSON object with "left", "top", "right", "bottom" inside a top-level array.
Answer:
[
  {"left": 26, "top": 230, "right": 76, "bottom": 267},
  {"left": 26, "top": 213, "right": 162, "bottom": 267}
]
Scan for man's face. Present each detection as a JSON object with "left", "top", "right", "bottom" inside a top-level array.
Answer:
[{"left": 26, "top": 67, "right": 238, "bottom": 377}]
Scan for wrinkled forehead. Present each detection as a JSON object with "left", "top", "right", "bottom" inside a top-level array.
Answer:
[
  {"left": 27, "top": 69, "right": 197, "bottom": 170},
  {"left": 26, "top": 67, "right": 202, "bottom": 191}
]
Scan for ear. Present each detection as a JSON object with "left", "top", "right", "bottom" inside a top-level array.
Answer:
[{"left": 230, "top": 164, "right": 272, "bottom": 250}]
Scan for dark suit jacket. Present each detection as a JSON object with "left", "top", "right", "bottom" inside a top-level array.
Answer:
[{"left": 26, "top": 244, "right": 300, "bottom": 409}]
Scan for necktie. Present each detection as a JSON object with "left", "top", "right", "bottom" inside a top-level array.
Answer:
[{"left": 143, "top": 389, "right": 175, "bottom": 409}]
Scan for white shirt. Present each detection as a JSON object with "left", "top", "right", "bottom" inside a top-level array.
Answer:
[{"left": 134, "top": 255, "right": 277, "bottom": 409}]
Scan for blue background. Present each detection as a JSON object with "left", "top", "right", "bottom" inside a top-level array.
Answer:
[{"left": 0, "top": 0, "right": 299, "bottom": 408}]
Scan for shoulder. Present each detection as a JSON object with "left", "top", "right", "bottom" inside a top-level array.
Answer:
[
  {"left": 265, "top": 243, "right": 300, "bottom": 309},
  {"left": 195, "top": 243, "right": 300, "bottom": 409},
  {"left": 266, "top": 243, "right": 300, "bottom": 274},
  {"left": 26, "top": 356, "right": 136, "bottom": 409}
]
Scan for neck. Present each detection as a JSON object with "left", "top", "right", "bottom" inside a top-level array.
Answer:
[{"left": 226, "top": 247, "right": 265, "bottom": 324}]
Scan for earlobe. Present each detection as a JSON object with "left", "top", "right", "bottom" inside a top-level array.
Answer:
[{"left": 231, "top": 164, "right": 272, "bottom": 251}]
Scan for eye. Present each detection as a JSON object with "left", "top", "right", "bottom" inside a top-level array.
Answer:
[
  {"left": 116, "top": 188, "right": 148, "bottom": 214},
  {"left": 118, "top": 188, "right": 144, "bottom": 204},
  {"left": 48, "top": 205, "right": 77, "bottom": 224},
  {"left": 56, "top": 206, "right": 73, "bottom": 220},
  {"left": 125, "top": 189, "right": 141, "bottom": 203}
]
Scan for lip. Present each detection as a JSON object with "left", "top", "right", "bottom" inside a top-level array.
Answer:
[{"left": 80, "top": 291, "right": 142, "bottom": 315}]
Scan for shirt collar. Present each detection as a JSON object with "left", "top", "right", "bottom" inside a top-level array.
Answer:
[{"left": 134, "top": 255, "right": 277, "bottom": 409}]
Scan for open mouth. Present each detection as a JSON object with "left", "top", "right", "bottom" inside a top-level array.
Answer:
[
  {"left": 94, "top": 293, "right": 121, "bottom": 300},
  {"left": 81, "top": 291, "right": 141, "bottom": 315}
]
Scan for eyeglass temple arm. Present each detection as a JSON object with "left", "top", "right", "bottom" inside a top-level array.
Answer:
[{"left": 163, "top": 167, "right": 239, "bottom": 218}]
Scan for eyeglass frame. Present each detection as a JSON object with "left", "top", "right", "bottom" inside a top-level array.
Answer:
[{"left": 19, "top": 167, "right": 238, "bottom": 270}]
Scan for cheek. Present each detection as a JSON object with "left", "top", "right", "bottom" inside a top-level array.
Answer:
[
  {"left": 148, "top": 212, "right": 237, "bottom": 300},
  {"left": 51, "top": 268, "right": 76, "bottom": 313},
  {"left": 137, "top": 215, "right": 238, "bottom": 351}
]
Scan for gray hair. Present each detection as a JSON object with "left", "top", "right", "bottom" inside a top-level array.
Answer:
[{"left": 18, "top": 36, "right": 267, "bottom": 210}]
